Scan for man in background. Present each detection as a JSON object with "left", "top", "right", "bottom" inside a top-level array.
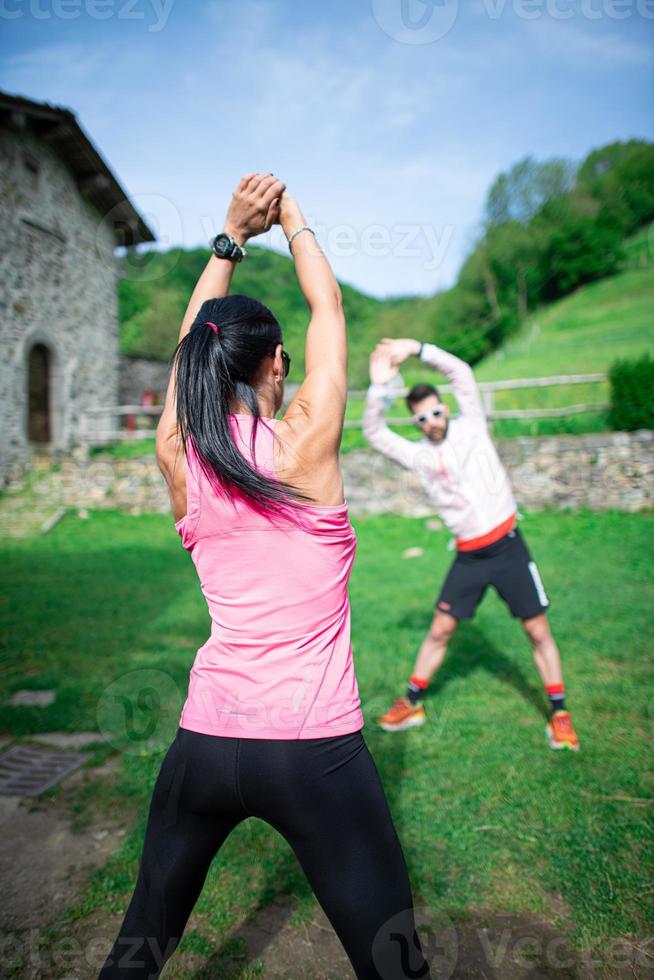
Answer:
[{"left": 363, "top": 337, "right": 579, "bottom": 751}]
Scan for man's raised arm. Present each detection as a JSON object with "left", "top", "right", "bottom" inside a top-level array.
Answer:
[
  {"left": 418, "top": 342, "right": 486, "bottom": 421},
  {"left": 362, "top": 348, "right": 421, "bottom": 470}
]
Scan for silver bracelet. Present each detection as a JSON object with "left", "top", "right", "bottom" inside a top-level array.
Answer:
[{"left": 287, "top": 224, "right": 316, "bottom": 254}]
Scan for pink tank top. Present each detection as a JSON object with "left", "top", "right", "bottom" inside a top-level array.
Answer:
[{"left": 174, "top": 414, "right": 365, "bottom": 739}]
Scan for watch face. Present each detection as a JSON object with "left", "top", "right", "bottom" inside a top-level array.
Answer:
[
  {"left": 213, "top": 234, "right": 230, "bottom": 254},
  {"left": 213, "top": 233, "right": 243, "bottom": 261}
]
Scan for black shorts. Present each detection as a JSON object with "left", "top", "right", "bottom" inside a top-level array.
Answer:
[{"left": 436, "top": 527, "right": 550, "bottom": 621}]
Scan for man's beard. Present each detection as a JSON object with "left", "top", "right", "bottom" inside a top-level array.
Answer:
[{"left": 427, "top": 420, "right": 449, "bottom": 442}]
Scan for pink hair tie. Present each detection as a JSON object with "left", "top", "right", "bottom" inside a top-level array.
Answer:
[{"left": 204, "top": 321, "right": 219, "bottom": 335}]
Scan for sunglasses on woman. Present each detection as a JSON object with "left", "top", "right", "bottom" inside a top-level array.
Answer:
[
  {"left": 281, "top": 350, "right": 291, "bottom": 379},
  {"left": 412, "top": 406, "right": 446, "bottom": 425}
]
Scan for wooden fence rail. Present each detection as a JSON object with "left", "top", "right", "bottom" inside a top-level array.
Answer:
[{"left": 81, "top": 373, "right": 609, "bottom": 444}]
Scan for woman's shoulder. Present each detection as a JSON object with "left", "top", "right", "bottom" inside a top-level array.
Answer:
[{"left": 272, "top": 417, "right": 345, "bottom": 509}]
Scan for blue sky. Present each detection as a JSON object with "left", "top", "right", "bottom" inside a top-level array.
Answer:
[{"left": 1, "top": 0, "right": 653, "bottom": 298}]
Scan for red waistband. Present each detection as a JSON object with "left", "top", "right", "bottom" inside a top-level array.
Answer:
[{"left": 456, "top": 513, "right": 517, "bottom": 552}]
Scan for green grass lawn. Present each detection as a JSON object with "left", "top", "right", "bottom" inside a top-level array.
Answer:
[
  {"left": 1, "top": 509, "right": 653, "bottom": 974},
  {"left": 89, "top": 436, "right": 157, "bottom": 459}
]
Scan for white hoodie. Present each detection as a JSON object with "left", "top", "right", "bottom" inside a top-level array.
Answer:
[{"left": 362, "top": 343, "right": 517, "bottom": 547}]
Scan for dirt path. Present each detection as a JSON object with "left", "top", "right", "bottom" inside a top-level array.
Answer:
[
  {"left": 0, "top": 746, "right": 651, "bottom": 980},
  {"left": 0, "top": 743, "right": 134, "bottom": 978},
  {"left": 42, "top": 896, "right": 654, "bottom": 979}
]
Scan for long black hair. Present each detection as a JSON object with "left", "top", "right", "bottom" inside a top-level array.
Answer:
[{"left": 172, "top": 294, "right": 314, "bottom": 515}]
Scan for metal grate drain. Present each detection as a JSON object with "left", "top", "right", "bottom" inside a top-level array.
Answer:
[{"left": 0, "top": 744, "right": 87, "bottom": 796}]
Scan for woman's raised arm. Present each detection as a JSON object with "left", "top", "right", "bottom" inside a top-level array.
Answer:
[
  {"left": 156, "top": 174, "right": 285, "bottom": 520},
  {"left": 279, "top": 194, "right": 347, "bottom": 457},
  {"left": 156, "top": 173, "right": 285, "bottom": 457}
]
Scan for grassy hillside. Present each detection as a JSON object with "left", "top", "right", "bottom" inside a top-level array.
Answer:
[
  {"left": 362, "top": 226, "right": 654, "bottom": 442},
  {"left": 468, "top": 228, "right": 654, "bottom": 436},
  {"left": 476, "top": 229, "right": 653, "bottom": 381},
  {"left": 118, "top": 227, "right": 652, "bottom": 445},
  {"left": 119, "top": 245, "right": 396, "bottom": 389}
]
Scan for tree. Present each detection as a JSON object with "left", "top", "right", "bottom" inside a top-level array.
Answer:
[
  {"left": 577, "top": 139, "right": 647, "bottom": 184},
  {"left": 539, "top": 205, "right": 624, "bottom": 299},
  {"left": 578, "top": 140, "right": 654, "bottom": 234},
  {"left": 485, "top": 156, "right": 577, "bottom": 227}
]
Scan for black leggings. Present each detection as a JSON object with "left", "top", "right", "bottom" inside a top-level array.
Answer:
[{"left": 98, "top": 726, "right": 432, "bottom": 979}]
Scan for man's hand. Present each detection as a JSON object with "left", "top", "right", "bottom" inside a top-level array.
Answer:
[
  {"left": 377, "top": 337, "right": 421, "bottom": 367},
  {"left": 223, "top": 172, "right": 286, "bottom": 245},
  {"left": 369, "top": 345, "right": 399, "bottom": 385}
]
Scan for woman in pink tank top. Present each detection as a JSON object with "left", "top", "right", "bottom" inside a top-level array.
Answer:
[
  {"left": 99, "top": 175, "right": 432, "bottom": 980},
  {"left": 175, "top": 417, "right": 363, "bottom": 738}
]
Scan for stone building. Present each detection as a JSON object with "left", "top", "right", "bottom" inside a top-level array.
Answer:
[{"left": 0, "top": 90, "right": 155, "bottom": 488}]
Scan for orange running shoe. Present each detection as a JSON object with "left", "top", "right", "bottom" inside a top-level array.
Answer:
[
  {"left": 378, "top": 696, "right": 426, "bottom": 732},
  {"left": 546, "top": 710, "right": 580, "bottom": 751}
]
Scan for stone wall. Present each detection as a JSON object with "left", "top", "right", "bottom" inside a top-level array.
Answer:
[
  {"left": 344, "top": 430, "right": 654, "bottom": 516},
  {"left": 12, "top": 430, "right": 653, "bottom": 523},
  {"left": 499, "top": 430, "right": 653, "bottom": 513},
  {"left": 0, "top": 123, "right": 120, "bottom": 487},
  {"left": 118, "top": 355, "right": 171, "bottom": 406}
]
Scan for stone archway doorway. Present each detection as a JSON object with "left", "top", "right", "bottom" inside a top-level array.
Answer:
[{"left": 27, "top": 343, "right": 52, "bottom": 443}]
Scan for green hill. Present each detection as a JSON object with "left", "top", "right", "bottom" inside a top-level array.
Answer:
[
  {"left": 120, "top": 138, "right": 653, "bottom": 396},
  {"left": 118, "top": 245, "right": 395, "bottom": 388},
  {"left": 118, "top": 226, "right": 652, "bottom": 444},
  {"left": 475, "top": 226, "right": 653, "bottom": 382},
  {"left": 355, "top": 226, "right": 653, "bottom": 443},
  {"left": 465, "top": 227, "right": 654, "bottom": 437}
]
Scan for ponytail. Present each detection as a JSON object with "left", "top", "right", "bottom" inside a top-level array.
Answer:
[{"left": 172, "top": 294, "right": 314, "bottom": 519}]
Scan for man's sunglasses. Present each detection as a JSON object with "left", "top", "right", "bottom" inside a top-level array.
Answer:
[
  {"left": 412, "top": 406, "right": 446, "bottom": 425},
  {"left": 281, "top": 349, "right": 291, "bottom": 379}
]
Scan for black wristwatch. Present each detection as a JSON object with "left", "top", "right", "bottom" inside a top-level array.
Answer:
[{"left": 211, "top": 232, "right": 247, "bottom": 263}]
